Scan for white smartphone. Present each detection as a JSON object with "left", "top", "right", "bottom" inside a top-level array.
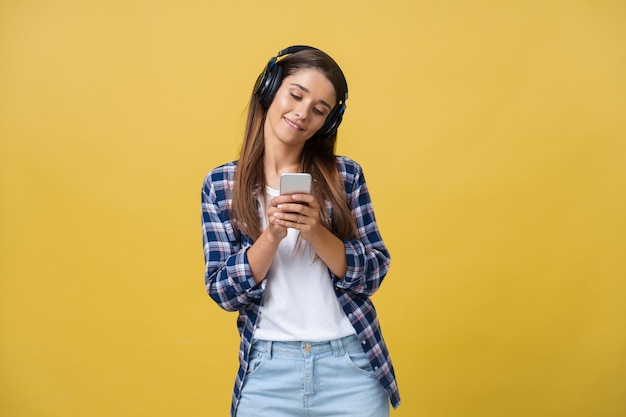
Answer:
[{"left": 280, "top": 173, "right": 312, "bottom": 195}]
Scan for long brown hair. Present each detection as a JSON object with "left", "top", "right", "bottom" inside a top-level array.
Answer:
[{"left": 231, "top": 49, "right": 356, "bottom": 241}]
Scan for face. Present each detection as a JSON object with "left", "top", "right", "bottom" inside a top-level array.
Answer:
[{"left": 263, "top": 68, "right": 337, "bottom": 149}]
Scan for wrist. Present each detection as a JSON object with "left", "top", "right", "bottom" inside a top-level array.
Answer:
[{"left": 260, "top": 227, "right": 282, "bottom": 247}]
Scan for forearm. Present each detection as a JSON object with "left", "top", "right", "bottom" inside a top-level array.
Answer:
[
  {"left": 246, "top": 228, "right": 282, "bottom": 284},
  {"left": 308, "top": 226, "right": 348, "bottom": 278}
]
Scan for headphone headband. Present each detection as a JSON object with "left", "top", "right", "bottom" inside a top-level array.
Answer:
[
  {"left": 278, "top": 45, "right": 322, "bottom": 57},
  {"left": 253, "top": 45, "right": 348, "bottom": 138}
]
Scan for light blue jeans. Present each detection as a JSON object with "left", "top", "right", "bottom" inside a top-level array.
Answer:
[{"left": 236, "top": 334, "right": 389, "bottom": 417}]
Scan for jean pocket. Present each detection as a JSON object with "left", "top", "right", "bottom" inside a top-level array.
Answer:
[
  {"left": 246, "top": 347, "right": 267, "bottom": 376},
  {"left": 343, "top": 343, "right": 375, "bottom": 377}
]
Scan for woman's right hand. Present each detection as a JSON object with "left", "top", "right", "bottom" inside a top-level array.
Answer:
[{"left": 264, "top": 195, "right": 290, "bottom": 241}]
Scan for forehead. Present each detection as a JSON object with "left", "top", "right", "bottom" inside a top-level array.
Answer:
[{"left": 282, "top": 68, "right": 337, "bottom": 104}]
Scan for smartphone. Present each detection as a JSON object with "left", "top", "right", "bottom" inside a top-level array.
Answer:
[{"left": 280, "top": 173, "right": 312, "bottom": 195}]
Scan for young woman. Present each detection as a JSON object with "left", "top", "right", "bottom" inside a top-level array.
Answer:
[{"left": 201, "top": 46, "right": 400, "bottom": 417}]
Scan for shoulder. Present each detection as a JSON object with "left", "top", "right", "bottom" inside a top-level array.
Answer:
[
  {"left": 202, "top": 161, "right": 237, "bottom": 201},
  {"left": 335, "top": 155, "right": 363, "bottom": 178},
  {"left": 205, "top": 161, "right": 237, "bottom": 183},
  {"left": 335, "top": 156, "right": 366, "bottom": 189},
  {"left": 203, "top": 161, "right": 238, "bottom": 191}
]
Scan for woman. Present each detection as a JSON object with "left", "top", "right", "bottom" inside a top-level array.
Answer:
[{"left": 201, "top": 46, "right": 400, "bottom": 417}]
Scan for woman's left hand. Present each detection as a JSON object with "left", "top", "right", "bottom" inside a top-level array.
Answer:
[{"left": 272, "top": 193, "right": 322, "bottom": 241}]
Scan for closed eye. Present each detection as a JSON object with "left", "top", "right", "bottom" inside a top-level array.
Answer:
[
  {"left": 289, "top": 83, "right": 333, "bottom": 113},
  {"left": 290, "top": 92, "right": 326, "bottom": 116}
]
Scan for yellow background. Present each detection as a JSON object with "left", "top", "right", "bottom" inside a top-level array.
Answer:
[{"left": 1, "top": 0, "right": 625, "bottom": 416}]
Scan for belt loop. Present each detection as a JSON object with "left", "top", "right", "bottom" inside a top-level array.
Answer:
[
  {"left": 266, "top": 341, "right": 273, "bottom": 359},
  {"left": 331, "top": 337, "right": 345, "bottom": 357}
]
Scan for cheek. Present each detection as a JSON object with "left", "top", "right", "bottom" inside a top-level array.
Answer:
[
  {"left": 266, "top": 102, "right": 286, "bottom": 127},
  {"left": 270, "top": 91, "right": 290, "bottom": 112},
  {"left": 312, "top": 115, "right": 328, "bottom": 131}
]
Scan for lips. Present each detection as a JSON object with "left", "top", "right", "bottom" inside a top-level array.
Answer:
[{"left": 283, "top": 117, "right": 304, "bottom": 131}]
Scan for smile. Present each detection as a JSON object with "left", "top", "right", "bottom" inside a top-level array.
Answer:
[{"left": 283, "top": 117, "right": 304, "bottom": 131}]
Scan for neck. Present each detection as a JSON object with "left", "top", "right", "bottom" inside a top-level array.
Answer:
[
  {"left": 263, "top": 148, "right": 302, "bottom": 188},
  {"left": 262, "top": 117, "right": 307, "bottom": 187}
]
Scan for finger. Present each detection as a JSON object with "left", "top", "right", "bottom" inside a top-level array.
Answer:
[
  {"left": 274, "top": 194, "right": 301, "bottom": 205},
  {"left": 269, "top": 216, "right": 289, "bottom": 233},
  {"left": 274, "top": 211, "right": 304, "bottom": 225},
  {"left": 270, "top": 195, "right": 294, "bottom": 208},
  {"left": 277, "top": 203, "right": 302, "bottom": 214},
  {"left": 290, "top": 193, "right": 316, "bottom": 205}
]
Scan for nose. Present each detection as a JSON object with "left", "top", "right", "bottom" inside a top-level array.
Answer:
[{"left": 294, "top": 104, "right": 309, "bottom": 120}]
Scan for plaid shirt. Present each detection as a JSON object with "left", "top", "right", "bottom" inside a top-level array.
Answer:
[{"left": 201, "top": 156, "right": 400, "bottom": 416}]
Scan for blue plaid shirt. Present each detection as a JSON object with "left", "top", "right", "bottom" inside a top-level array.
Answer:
[{"left": 201, "top": 156, "right": 400, "bottom": 416}]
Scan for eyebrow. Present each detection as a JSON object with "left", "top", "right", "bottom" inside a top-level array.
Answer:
[{"left": 290, "top": 83, "right": 333, "bottom": 110}]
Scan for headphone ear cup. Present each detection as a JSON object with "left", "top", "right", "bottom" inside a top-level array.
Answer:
[
  {"left": 315, "top": 103, "right": 345, "bottom": 138},
  {"left": 254, "top": 58, "right": 273, "bottom": 102},
  {"left": 255, "top": 58, "right": 283, "bottom": 108},
  {"left": 261, "top": 64, "right": 282, "bottom": 108}
]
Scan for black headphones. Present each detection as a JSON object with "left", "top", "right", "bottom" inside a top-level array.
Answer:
[{"left": 254, "top": 45, "right": 348, "bottom": 138}]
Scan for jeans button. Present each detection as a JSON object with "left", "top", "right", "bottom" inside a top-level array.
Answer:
[{"left": 303, "top": 343, "right": 311, "bottom": 353}]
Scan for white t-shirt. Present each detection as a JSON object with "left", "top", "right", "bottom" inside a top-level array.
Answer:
[{"left": 253, "top": 186, "right": 355, "bottom": 342}]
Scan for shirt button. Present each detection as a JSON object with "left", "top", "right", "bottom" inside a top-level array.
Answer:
[
  {"left": 362, "top": 340, "right": 366, "bottom": 345},
  {"left": 348, "top": 313, "right": 353, "bottom": 319},
  {"left": 303, "top": 344, "right": 311, "bottom": 353},
  {"left": 374, "top": 366, "right": 379, "bottom": 371}
]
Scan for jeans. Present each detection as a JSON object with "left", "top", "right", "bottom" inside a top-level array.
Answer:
[{"left": 236, "top": 334, "right": 389, "bottom": 417}]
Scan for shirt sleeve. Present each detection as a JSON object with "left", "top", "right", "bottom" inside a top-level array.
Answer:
[
  {"left": 201, "top": 170, "right": 264, "bottom": 312},
  {"left": 334, "top": 159, "right": 391, "bottom": 296}
]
